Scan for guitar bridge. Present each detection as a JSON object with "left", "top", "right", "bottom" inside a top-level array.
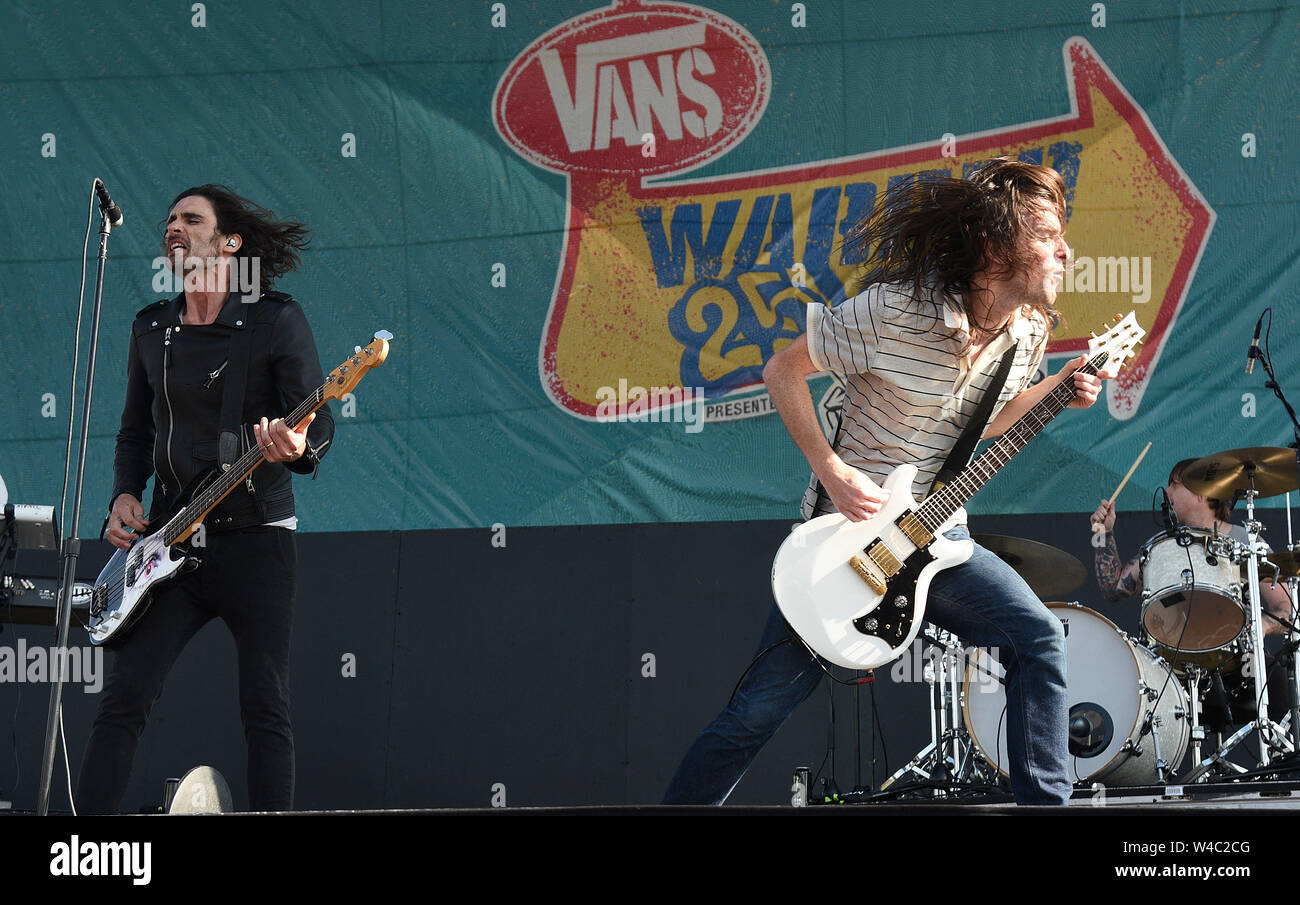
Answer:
[
  {"left": 851, "top": 545, "right": 934, "bottom": 645},
  {"left": 848, "top": 555, "right": 888, "bottom": 594}
]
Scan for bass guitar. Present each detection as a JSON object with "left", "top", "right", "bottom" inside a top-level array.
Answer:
[{"left": 87, "top": 331, "right": 392, "bottom": 646}]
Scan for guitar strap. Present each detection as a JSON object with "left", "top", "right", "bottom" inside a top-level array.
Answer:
[
  {"left": 216, "top": 314, "right": 266, "bottom": 519},
  {"left": 929, "top": 341, "right": 1019, "bottom": 495},
  {"left": 808, "top": 340, "right": 1019, "bottom": 518},
  {"left": 218, "top": 321, "right": 253, "bottom": 470}
]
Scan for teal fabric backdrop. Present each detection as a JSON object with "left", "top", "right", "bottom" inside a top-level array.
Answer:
[{"left": 1, "top": 0, "right": 1296, "bottom": 533}]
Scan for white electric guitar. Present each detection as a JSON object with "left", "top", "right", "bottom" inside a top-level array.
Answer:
[
  {"left": 771, "top": 313, "right": 1145, "bottom": 670},
  {"left": 87, "top": 331, "right": 392, "bottom": 646}
]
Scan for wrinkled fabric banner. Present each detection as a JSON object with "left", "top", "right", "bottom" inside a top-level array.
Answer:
[{"left": 1, "top": 0, "right": 1296, "bottom": 532}]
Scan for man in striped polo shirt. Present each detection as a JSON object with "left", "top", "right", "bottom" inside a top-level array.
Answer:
[{"left": 664, "top": 159, "right": 1113, "bottom": 806}]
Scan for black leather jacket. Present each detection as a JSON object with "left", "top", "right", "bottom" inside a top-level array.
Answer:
[{"left": 109, "top": 290, "right": 335, "bottom": 531}]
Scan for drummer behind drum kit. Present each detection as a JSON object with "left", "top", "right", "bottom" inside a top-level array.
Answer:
[{"left": 887, "top": 447, "right": 1300, "bottom": 796}]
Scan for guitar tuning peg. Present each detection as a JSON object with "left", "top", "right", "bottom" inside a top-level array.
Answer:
[
  {"left": 1114, "top": 313, "right": 1122, "bottom": 321},
  {"left": 1088, "top": 331, "right": 1097, "bottom": 339},
  {"left": 354, "top": 345, "right": 362, "bottom": 353}
]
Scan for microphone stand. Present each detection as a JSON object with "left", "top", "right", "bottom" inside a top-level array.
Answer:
[
  {"left": 36, "top": 198, "right": 117, "bottom": 815},
  {"left": 1248, "top": 335, "right": 1300, "bottom": 758}
]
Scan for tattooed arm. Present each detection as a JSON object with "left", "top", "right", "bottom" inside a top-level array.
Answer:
[
  {"left": 1260, "top": 569, "right": 1295, "bottom": 637},
  {"left": 1091, "top": 499, "right": 1143, "bottom": 601}
]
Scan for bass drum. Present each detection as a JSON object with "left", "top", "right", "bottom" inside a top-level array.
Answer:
[{"left": 962, "top": 602, "right": 1190, "bottom": 787}]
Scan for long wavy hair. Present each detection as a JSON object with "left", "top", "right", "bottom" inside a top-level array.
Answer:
[
  {"left": 842, "top": 158, "right": 1067, "bottom": 344},
  {"left": 164, "top": 185, "right": 310, "bottom": 292}
]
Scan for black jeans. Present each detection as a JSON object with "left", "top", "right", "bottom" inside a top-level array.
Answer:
[{"left": 77, "top": 527, "right": 297, "bottom": 813}]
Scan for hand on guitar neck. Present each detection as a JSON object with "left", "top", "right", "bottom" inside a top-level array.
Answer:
[{"left": 253, "top": 411, "right": 316, "bottom": 464}]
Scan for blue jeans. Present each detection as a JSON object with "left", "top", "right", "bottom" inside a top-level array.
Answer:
[{"left": 662, "top": 526, "right": 1070, "bottom": 805}]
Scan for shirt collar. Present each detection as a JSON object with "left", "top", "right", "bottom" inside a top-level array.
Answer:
[{"left": 945, "top": 299, "right": 1033, "bottom": 342}]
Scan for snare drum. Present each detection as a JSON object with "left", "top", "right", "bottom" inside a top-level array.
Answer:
[
  {"left": 1147, "top": 637, "right": 1243, "bottom": 676},
  {"left": 1140, "top": 529, "right": 1245, "bottom": 653},
  {"left": 963, "top": 602, "right": 1189, "bottom": 787}
]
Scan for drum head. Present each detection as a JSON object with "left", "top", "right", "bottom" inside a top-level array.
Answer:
[
  {"left": 1142, "top": 590, "right": 1244, "bottom": 653},
  {"left": 963, "top": 603, "right": 1141, "bottom": 783},
  {"left": 1140, "top": 531, "right": 1245, "bottom": 651}
]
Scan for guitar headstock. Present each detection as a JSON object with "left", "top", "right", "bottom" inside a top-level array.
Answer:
[
  {"left": 322, "top": 330, "right": 392, "bottom": 402},
  {"left": 1086, "top": 312, "right": 1145, "bottom": 373}
]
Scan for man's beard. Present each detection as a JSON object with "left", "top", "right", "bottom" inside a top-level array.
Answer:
[{"left": 164, "top": 246, "right": 235, "bottom": 294}]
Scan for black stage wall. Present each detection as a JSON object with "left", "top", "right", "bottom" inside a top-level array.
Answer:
[{"left": 2, "top": 508, "right": 1291, "bottom": 812}]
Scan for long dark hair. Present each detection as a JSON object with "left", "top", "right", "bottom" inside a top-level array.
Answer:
[
  {"left": 165, "top": 185, "right": 310, "bottom": 291},
  {"left": 843, "top": 158, "right": 1067, "bottom": 341}
]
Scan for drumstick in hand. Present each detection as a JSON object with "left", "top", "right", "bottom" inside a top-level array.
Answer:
[{"left": 1107, "top": 441, "right": 1152, "bottom": 507}]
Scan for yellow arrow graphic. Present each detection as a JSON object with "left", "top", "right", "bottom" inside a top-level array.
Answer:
[{"left": 536, "top": 37, "right": 1213, "bottom": 421}]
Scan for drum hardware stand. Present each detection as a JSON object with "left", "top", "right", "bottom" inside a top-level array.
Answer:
[
  {"left": 1238, "top": 480, "right": 1295, "bottom": 763},
  {"left": 1250, "top": 311, "right": 1300, "bottom": 757},
  {"left": 1176, "top": 665, "right": 1243, "bottom": 782},
  {"left": 1183, "top": 664, "right": 1209, "bottom": 774},
  {"left": 880, "top": 627, "right": 1001, "bottom": 795},
  {"left": 1282, "top": 571, "right": 1300, "bottom": 756},
  {"left": 1182, "top": 476, "right": 1295, "bottom": 781}
]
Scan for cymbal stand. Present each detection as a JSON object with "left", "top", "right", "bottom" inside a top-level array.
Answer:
[
  {"left": 1251, "top": 309, "right": 1300, "bottom": 758},
  {"left": 1282, "top": 571, "right": 1300, "bottom": 755},
  {"left": 1183, "top": 474, "right": 1295, "bottom": 781},
  {"left": 1240, "top": 476, "right": 1295, "bottom": 764},
  {"left": 880, "top": 627, "right": 1000, "bottom": 794}
]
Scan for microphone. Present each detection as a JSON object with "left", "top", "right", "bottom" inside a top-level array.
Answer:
[
  {"left": 1161, "top": 487, "right": 1192, "bottom": 545},
  {"left": 1245, "top": 312, "right": 1263, "bottom": 375},
  {"left": 1159, "top": 487, "right": 1176, "bottom": 532},
  {"left": 93, "top": 178, "right": 124, "bottom": 227}
]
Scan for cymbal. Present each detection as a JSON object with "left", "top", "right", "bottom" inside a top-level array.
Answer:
[
  {"left": 1180, "top": 447, "right": 1299, "bottom": 499},
  {"left": 972, "top": 534, "right": 1087, "bottom": 598},
  {"left": 1266, "top": 549, "right": 1300, "bottom": 577}
]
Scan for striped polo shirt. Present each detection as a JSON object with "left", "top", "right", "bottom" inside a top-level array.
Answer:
[{"left": 800, "top": 282, "right": 1050, "bottom": 521}]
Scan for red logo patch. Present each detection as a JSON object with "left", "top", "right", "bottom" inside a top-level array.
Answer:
[{"left": 493, "top": 0, "right": 770, "bottom": 177}]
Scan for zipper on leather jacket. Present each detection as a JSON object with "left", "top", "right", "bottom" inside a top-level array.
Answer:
[
  {"left": 203, "top": 359, "right": 228, "bottom": 389},
  {"left": 162, "top": 326, "right": 180, "bottom": 496}
]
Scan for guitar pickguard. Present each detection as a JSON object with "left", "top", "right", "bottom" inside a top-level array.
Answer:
[{"left": 851, "top": 545, "right": 934, "bottom": 646}]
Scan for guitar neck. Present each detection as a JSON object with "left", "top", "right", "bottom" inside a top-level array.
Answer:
[
  {"left": 160, "top": 384, "right": 327, "bottom": 545},
  {"left": 916, "top": 352, "right": 1109, "bottom": 530}
]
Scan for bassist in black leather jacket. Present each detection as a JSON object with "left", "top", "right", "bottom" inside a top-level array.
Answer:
[
  {"left": 110, "top": 285, "right": 333, "bottom": 530},
  {"left": 78, "top": 185, "right": 332, "bottom": 814}
]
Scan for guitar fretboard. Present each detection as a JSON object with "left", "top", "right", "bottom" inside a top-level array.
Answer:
[
  {"left": 912, "top": 351, "right": 1109, "bottom": 533},
  {"left": 160, "top": 385, "right": 328, "bottom": 545}
]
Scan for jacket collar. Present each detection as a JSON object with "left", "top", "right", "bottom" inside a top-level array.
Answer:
[{"left": 169, "top": 290, "right": 255, "bottom": 329}]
